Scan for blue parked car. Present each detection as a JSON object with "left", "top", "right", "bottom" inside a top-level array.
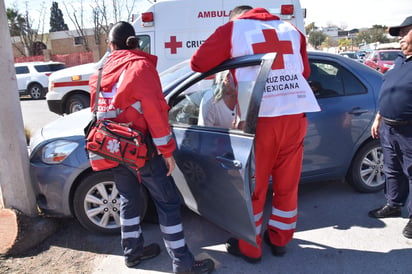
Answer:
[{"left": 29, "top": 52, "right": 384, "bottom": 244}]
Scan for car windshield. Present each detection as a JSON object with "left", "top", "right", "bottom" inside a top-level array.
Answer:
[
  {"left": 379, "top": 51, "right": 400, "bottom": 61},
  {"left": 160, "top": 60, "right": 193, "bottom": 91}
]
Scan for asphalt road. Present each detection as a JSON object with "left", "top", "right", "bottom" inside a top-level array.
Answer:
[
  {"left": 93, "top": 181, "right": 412, "bottom": 274},
  {"left": 19, "top": 97, "right": 61, "bottom": 136},
  {"left": 20, "top": 99, "right": 412, "bottom": 274}
]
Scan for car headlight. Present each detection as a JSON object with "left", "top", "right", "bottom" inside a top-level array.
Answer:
[
  {"left": 42, "top": 140, "right": 79, "bottom": 164},
  {"left": 383, "top": 64, "right": 393, "bottom": 68}
]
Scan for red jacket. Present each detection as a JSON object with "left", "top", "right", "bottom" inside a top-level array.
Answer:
[
  {"left": 191, "top": 8, "right": 310, "bottom": 78},
  {"left": 89, "top": 50, "right": 176, "bottom": 170}
]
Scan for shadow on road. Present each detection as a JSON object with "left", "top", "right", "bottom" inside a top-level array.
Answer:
[{"left": 7, "top": 180, "right": 412, "bottom": 273}]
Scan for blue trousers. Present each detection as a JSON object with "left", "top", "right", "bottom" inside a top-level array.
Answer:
[
  {"left": 112, "top": 154, "right": 194, "bottom": 272},
  {"left": 379, "top": 122, "right": 412, "bottom": 217}
]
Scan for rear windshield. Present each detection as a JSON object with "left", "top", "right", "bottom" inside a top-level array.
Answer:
[
  {"left": 34, "top": 63, "right": 66, "bottom": 72},
  {"left": 379, "top": 51, "right": 400, "bottom": 61}
]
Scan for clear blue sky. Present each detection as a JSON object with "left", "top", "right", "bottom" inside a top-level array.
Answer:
[{"left": 4, "top": 0, "right": 412, "bottom": 31}]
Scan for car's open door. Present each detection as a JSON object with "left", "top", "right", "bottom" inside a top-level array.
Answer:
[{"left": 169, "top": 54, "right": 276, "bottom": 246}]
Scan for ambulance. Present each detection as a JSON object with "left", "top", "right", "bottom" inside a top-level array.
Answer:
[{"left": 47, "top": 0, "right": 306, "bottom": 115}]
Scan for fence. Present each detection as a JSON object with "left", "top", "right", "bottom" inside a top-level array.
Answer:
[{"left": 14, "top": 52, "right": 94, "bottom": 67}]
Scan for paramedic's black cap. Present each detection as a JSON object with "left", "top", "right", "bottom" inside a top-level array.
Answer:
[{"left": 389, "top": 16, "right": 412, "bottom": 36}]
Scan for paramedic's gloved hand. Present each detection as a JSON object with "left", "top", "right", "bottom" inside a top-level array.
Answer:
[{"left": 164, "top": 156, "right": 176, "bottom": 176}]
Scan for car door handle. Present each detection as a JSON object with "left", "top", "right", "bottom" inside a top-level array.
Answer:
[
  {"left": 216, "top": 156, "right": 242, "bottom": 170},
  {"left": 349, "top": 107, "right": 368, "bottom": 115}
]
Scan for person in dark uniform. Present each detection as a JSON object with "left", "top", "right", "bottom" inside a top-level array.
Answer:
[{"left": 368, "top": 16, "right": 412, "bottom": 239}]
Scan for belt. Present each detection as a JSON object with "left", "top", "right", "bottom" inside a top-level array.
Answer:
[{"left": 382, "top": 117, "right": 412, "bottom": 126}]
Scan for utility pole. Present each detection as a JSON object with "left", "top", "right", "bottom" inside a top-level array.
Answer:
[
  {"left": 0, "top": 0, "right": 58, "bottom": 255},
  {"left": 0, "top": 0, "right": 37, "bottom": 215}
]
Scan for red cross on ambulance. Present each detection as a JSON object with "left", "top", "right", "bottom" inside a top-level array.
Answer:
[
  {"left": 165, "top": 36, "right": 183, "bottom": 54},
  {"left": 252, "top": 29, "right": 293, "bottom": 70}
]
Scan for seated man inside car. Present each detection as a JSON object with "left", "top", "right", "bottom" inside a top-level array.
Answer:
[{"left": 198, "top": 71, "right": 241, "bottom": 129}]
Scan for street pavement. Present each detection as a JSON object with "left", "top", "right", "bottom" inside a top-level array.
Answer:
[{"left": 91, "top": 180, "right": 412, "bottom": 274}]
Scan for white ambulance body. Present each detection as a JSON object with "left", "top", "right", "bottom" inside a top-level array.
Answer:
[{"left": 47, "top": 0, "right": 306, "bottom": 115}]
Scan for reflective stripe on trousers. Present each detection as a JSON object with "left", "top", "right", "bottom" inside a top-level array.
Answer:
[
  {"left": 112, "top": 164, "right": 144, "bottom": 261},
  {"left": 140, "top": 154, "right": 195, "bottom": 273},
  {"left": 238, "top": 114, "right": 306, "bottom": 258}
]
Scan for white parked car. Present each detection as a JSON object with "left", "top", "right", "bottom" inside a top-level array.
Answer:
[{"left": 15, "top": 61, "right": 66, "bottom": 99}]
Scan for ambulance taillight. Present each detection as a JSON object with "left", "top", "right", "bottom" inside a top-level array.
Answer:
[
  {"left": 281, "top": 5, "right": 294, "bottom": 15},
  {"left": 142, "top": 12, "right": 154, "bottom": 27}
]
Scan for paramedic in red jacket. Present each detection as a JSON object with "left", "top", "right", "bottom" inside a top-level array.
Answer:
[
  {"left": 191, "top": 6, "right": 320, "bottom": 263},
  {"left": 89, "top": 21, "right": 214, "bottom": 274}
]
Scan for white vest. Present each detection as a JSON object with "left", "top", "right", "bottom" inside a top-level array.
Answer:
[{"left": 231, "top": 19, "right": 320, "bottom": 118}]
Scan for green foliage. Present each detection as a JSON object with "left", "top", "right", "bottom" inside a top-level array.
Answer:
[
  {"left": 50, "top": 2, "right": 68, "bottom": 32},
  {"left": 305, "top": 22, "right": 317, "bottom": 34},
  {"left": 308, "top": 31, "right": 326, "bottom": 49},
  {"left": 6, "top": 8, "right": 26, "bottom": 36},
  {"left": 357, "top": 25, "right": 390, "bottom": 44}
]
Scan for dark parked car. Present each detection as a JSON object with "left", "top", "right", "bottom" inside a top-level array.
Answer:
[{"left": 29, "top": 52, "right": 384, "bottom": 245}]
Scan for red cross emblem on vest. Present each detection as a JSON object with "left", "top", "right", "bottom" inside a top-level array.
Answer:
[
  {"left": 165, "top": 36, "right": 183, "bottom": 54},
  {"left": 252, "top": 29, "right": 293, "bottom": 70}
]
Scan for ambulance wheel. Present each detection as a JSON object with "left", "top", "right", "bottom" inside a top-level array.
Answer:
[
  {"left": 66, "top": 94, "right": 90, "bottom": 114},
  {"left": 73, "top": 170, "right": 149, "bottom": 235},
  {"left": 346, "top": 139, "right": 385, "bottom": 193}
]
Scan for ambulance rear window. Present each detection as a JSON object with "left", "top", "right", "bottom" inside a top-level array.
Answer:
[{"left": 137, "top": 35, "right": 150, "bottom": 54}]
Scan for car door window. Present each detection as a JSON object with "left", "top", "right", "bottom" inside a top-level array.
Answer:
[
  {"left": 15, "top": 66, "right": 29, "bottom": 74},
  {"left": 309, "top": 61, "right": 366, "bottom": 98},
  {"left": 168, "top": 75, "right": 215, "bottom": 126},
  {"left": 169, "top": 69, "right": 255, "bottom": 130},
  {"left": 35, "top": 64, "right": 66, "bottom": 72}
]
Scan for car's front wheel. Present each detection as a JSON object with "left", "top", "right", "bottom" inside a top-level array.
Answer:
[
  {"left": 28, "top": 83, "right": 44, "bottom": 99},
  {"left": 73, "top": 171, "right": 149, "bottom": 234},
  {"left": 346, "top": 139, "right": 385, "bottom": 193}
]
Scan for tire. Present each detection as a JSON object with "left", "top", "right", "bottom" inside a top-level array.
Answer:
[
  {"left": 28, "top": 83, "right": 44, "bottom": 100},
  {"left": 346, "top": 139, "right": 385, "bottom": 193},
  {"left": 73, "top": 171, "right": 149, "bottom": 234},
  {"left": 66, "top": 94, "right": 90, "bottom": 114}
]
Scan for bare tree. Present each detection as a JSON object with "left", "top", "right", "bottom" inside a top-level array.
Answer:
[
  {"left": 9, "top": 1, "right": 48, "bottom": 57},
  {"left": 93, "top": 0, "right": 138, "bottom": 36},
  {"left": 63, "top": 1, "right": 91, "bottom": 52},
  {"left": 64, "top": 0, "right": 138, "bottom": 52}
]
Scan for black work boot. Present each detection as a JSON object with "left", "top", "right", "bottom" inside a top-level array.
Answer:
[
  {"left": 175, "top": 258, "right": 215, "bottom": 274},
  {"left": 402, "top": 218, "right": 412, "bottom": 239},
  {"left": 263, "top": 230, "right": 286, "bottom": 257},
  {"left": 368, "top": 204, "right": 401, "bottom": 218},
  {"left": 125, "top": 243, "right": 161, "bottom": 268},
  {"left": 225, "top": 238, "right": 261, "bottom": 263}
]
